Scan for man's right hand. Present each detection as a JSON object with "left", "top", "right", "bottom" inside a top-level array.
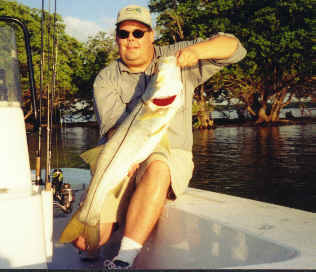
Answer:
[
  {"left": 73, "top": 236, "right": 86, "bottom": 251},
  {"left": 106, "top": 127, "right": 116, "bottom": 140}
]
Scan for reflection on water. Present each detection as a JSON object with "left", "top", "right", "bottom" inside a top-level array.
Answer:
[
  {"left": 191, "top": 124, "right": 316, "bottom": 212},
  {"left": 27, "top": 126, "right": 99, "bottom": 169},
  {"left": 27, "top": 123, "right": 316, "bottom": 213}
]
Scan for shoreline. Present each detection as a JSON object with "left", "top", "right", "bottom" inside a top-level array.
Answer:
[
  {"left": 59, "top": 117, "right": 316, "bottom": 129},
  {"left": 25, "top": 116, "right": 316, "bottom": 131}
]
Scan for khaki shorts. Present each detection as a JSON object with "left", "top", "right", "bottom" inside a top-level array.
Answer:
[{"left": 80, "top": 144, "right": 194, "bottom": 224}]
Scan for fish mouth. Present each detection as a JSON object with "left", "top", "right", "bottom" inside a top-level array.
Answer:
[{"left": 152, "top": 95, "right": 177, "bottom": 106}]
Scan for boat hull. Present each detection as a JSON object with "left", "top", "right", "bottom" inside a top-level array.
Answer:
[
  {"left": 0, "top": 189, "right": 53, "bottom": 268},
  {"left": 0, "top": 105, "right": 53, "bottom": 269}
]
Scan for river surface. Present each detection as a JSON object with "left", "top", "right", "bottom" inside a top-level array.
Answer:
[{"left": 27, "top": 123, "right": 316, "bottom": 213}]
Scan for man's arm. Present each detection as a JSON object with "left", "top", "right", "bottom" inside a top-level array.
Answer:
[
  {"left": 176, "top": 34, "right": 241, "bottom": 68},
  {"left": 93, "top": 68, "right": 126, "bottom": 140}
]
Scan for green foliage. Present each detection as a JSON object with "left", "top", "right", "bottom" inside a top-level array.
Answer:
[
  {"left": 150, "top": 0, "right": 313, "bottom": 108},
  {"left": 2, "top": 0, "right": 313, "bottom": 123},
  {"left": 73, "top": 31, "right": 118, "bottom": 100},
  {"left": 0, "top": 0, "right": 84, "bottom": 96},
  {"left": 0, "top": 0, "right": 118, "bottom": 122},
  {"left": 64, "top": 31, "right": 118, "bottom": 120}
]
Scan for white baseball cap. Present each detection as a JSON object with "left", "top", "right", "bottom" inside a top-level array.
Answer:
[{"left": 116, "top": 5, "right": 152, "bottom": 28}]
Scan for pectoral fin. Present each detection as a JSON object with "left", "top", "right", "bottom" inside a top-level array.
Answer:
[
  {"left": 80, "top": 145, "right": 104, "bottom": 175},
  {"left": 159, "top": 132, "right": 170, "bottom": 154},
  {"left": 138, "top": 108, "right": 164, "bottom": 120},
  {"left": 151, "top": 124, "right": 167, "bottom": 137}
]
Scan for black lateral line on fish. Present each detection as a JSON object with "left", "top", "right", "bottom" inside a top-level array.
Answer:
[{"left": 83, "top": 102, "right": 144, "bottom": 226}]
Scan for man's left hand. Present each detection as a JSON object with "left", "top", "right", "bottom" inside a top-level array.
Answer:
[{"left": 128, "top": 163, "right": 139, "bottom": 177}]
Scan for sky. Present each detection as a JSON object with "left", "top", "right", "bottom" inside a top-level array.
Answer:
[{"left": 15, "top": 0, "right": 150, "bottom": 42}]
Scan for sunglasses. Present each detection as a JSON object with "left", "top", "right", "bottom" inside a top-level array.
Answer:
[{"left": 117, "top": 29, "right": 148, "bottom": 39}]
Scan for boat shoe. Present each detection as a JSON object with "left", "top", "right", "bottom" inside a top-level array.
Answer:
[
  {"left": 104, "top": 259, "right": 131, "bottom": 270},
  {"left": 78, "top": 248, "right": 100, "bottom": 261}
]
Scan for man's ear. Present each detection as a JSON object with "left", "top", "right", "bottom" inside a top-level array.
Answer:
[{"left": 150, "top": 29, "right": 155, "bottom": 43}]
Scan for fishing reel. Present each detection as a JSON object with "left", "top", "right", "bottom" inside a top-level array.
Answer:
[{"left": 52, "top": 169, "right": 74, "bottom": 214}]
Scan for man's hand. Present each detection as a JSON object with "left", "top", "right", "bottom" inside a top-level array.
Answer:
[
  {"left": 73, "top": 236, "right": 86, "bottom": 251},
  {"left": 176, "top": 47, "right": 199, "bottom": 68},
  {"left": 106, "top": 127, "right": 116, "bottom": 140},
  {"left": 176, "top": 35, "right": 240, "bottom": 68},
  {"left": 128, "top": 163, "right": 139, "bottom": 177}
]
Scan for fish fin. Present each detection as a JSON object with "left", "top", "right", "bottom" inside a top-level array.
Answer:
[
  {"left": 80, "top": 145, "right": 104, "bottom": 175},
  {"left": 80, "top": 144, "right": 104, "bottom": 164},
  {"left": 159, "top": 132, "right": 171, "bottom": 154},
  {"left": 58, "top": 208, "right": 85, "bottom": 244},
  {"left": 59, "top": 207, "right": 100, "bottom": 250},
  {"left": 138, "top": 108, "right": 164, "bottom": 120},
  {"left": 151, "top": 124, "right": 167, "bottom": 136}
]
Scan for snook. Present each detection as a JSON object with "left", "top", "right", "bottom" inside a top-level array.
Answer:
[{"left": 59, "top": 56, "right": 183, "bottom": 249}]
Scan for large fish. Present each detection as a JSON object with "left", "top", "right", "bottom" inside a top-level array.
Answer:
[{"left": 59, "top": 56, "right": 183, "bottom": 249}]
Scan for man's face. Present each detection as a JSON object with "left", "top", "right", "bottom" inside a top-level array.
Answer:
[{"left": 116, "top": 20, "right": 154, "bottom": 71}]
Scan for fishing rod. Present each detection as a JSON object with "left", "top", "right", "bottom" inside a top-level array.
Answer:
[
  {"left": 45, "top": 0, "right": 53, "bottom": 191},
  {"left": 51, "top": 0, "right": 59, "bottom": 171},
  {"left": 42, "top": 0, "right": 74, "bottom": 213},
  {"left": 35, "top": 0, "right": 45, "bottom": 185}
]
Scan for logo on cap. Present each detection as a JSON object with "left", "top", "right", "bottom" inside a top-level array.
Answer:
[{"left": 126, "top": 7, "right": 142, "bottom": 14}]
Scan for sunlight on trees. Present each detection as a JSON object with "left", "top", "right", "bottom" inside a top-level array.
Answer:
[
  {"left": 0, "top": 0, "right": 313, "bottom": 125},
  {"left": 150, "top": 0, "right": 313, "bottom": 124}
]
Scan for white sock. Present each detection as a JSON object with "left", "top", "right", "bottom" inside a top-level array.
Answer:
[{"left": 113, "top": 236, "right": 143, "bottom": 265}]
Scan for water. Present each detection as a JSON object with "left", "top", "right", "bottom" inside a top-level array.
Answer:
[
  {"left": 191, "top": 125, "right": 316, "bottom": 213},
  {"left": 27, "top": 123, "right": 316, "bottom": 213}
]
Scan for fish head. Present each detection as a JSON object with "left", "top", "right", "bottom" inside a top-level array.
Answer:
[{"left": 142, "top": 56, "right": 183, "bottom": 111}]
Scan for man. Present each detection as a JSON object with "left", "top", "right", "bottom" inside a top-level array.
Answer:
[{"left": 75, "top": 4, "right": 246, "bottom": 269}]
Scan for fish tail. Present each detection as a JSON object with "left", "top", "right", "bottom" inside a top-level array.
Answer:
[
  {"left": 58, "top": 209, "right": 85, "bottom": 244},
  {"left": 58, "top": 208, "right": 100, "bottom": 250}
]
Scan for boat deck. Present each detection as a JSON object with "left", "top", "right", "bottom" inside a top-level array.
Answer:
[{"left": 48, "top": 168, "right": 316, "bottom": 269}]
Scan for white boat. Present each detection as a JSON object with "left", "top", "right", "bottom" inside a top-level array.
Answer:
[
  {"left": 44, "top": 168, "right": 315, "bottom": 270},
  {"left": 0, "top": 17, "right": 53, "bottom": 269},
  {"left": 0, "top": 16, "right": 315, "bottom": 270}
]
